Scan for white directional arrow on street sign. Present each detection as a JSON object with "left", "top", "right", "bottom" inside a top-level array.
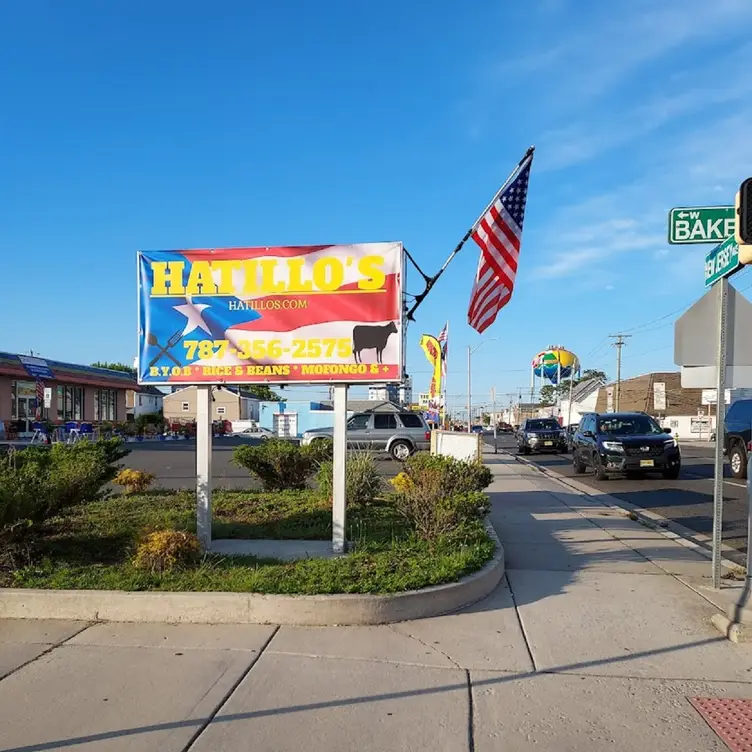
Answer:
[{"left": 668, "top": 206, "right": 735, "bottom": 244}]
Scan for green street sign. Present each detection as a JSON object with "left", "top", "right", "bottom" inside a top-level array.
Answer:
[
  {"left": 668, "top": 206, "right": 735, "bottom": 244},
  {"left": 704, "top": 235, "right": 740, "bottom": 287}
]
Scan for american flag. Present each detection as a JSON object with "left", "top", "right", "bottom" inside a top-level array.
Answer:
[
  {"left": 437, "top": 321, "right": 448, "bottom": 376},
  {"left": 467, "top": 152, "right": 533, "bottom": 333}
]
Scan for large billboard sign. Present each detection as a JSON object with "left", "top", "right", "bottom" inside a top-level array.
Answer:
[{"left": 137, "top": 243, "right": 404, "bottom": 385}]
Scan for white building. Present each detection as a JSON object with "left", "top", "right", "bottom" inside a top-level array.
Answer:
[
  {"left": 557, "top": 378, "right": 603, "bottom": 426},
  {"left": 125, "top": 386, "right": 165, "bottom": 419},
  {"left": 367, "top": 376, "right": 412, "bottom": 406}
]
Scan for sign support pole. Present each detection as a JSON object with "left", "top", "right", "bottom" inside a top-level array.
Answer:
[
  {"left": 712, "top": 277, "right": 729, "bottom": 589},
  {"left": 332, "top": 384, "right": 348, "bottom": 554},
  {"left": 196, "top": 385, "right": 213, "bottom": 551}
]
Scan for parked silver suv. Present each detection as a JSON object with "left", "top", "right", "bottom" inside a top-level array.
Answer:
[{"left": 301, "top": 411, "right": 431, "bottom": 460}]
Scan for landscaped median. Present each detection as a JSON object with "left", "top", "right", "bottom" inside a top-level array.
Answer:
[{"left": 0, "top": 440, "right": 502, "bottom": 625}]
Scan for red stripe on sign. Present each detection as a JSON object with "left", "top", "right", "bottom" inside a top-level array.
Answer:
[
  {"left": 179, "top": 246, "right": 332, "bottom": 262},
  {"left": 230, "top": 274, "right": 400, "bottom": 332}
]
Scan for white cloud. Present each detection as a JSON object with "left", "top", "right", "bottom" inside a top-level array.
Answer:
[
  {"left": 529, "top": 219, "right": 665, "bottom": 279},
  {"left": 537, "top": 43, "right": 752, "bottom": 170},
  {"left": 496, "top": 0, "right": 752, "bottom": 108}
]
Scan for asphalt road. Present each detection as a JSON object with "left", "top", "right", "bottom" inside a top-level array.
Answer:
[
  {"left": 488, "top": 433, "right": 749, "bottom": 564},
  {"left": 122, "top": 437, "right": 401, "bottom": 490}
]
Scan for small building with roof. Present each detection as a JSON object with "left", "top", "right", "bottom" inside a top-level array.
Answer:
[{"left": 0, "top": 351, "right": 138, "bottom": 437}]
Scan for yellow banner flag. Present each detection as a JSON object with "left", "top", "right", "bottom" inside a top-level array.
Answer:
[{"left": 419, "top": 334, "right": 442, "bottom": 399}]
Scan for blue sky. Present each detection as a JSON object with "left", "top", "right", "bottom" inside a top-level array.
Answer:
[{"left": 2, "top": 0, "right": 751, "bottom": 409}]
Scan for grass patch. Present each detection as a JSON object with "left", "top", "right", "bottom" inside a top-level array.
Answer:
[{"left": 3, "top": 489, "right": 496, "bottom": 595}]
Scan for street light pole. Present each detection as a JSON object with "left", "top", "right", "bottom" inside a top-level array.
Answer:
[
  {"left": 466, "top": 346, "right": 471, "bottom": 433},
  {"left": 467, "top": 338, "right": 499, "bottom": 433}
]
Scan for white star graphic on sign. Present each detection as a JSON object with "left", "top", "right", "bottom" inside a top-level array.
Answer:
[{"left": 174, "top": 301, "right": 212, "bottom": 336}]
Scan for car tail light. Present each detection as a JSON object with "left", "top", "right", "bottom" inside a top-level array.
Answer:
[
  {"left": 425, "top": 431, "right": 431, "bottom": 440},
  {"left": 747, "top": 441, "right": 752, "bottom": 452}
]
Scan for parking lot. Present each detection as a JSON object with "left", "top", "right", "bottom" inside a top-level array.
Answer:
[{"left": 123, "top": 438, "right": 402, "bottom": 490}]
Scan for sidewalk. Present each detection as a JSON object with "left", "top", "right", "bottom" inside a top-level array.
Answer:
[{"left": 1, "top": 452, "right": 751, "bottom": 750}]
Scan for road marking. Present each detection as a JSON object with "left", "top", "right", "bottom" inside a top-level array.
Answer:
[{"left": 683, "top": 471, "right": 746, "bottom": 487}]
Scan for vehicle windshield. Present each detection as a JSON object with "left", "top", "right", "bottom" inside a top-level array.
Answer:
[
  {"left": 597, "top": 415, "right": 663, "bottom": 436},
  {"left": 527, "top": 420, "right": 560, "bottom": 431}
]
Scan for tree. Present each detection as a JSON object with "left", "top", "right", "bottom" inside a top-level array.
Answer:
[
  {"left": 538, "top": 385, "right": 556, "bottom": 405},
  {"left": 91, "top": 361, "right": 136, "bottom": 376},
  {"left": 579, "top": 369, "right": 608, "bottom": 384},
  {"left": 240, "top": 385, "right": 281, "bottom": 401}
]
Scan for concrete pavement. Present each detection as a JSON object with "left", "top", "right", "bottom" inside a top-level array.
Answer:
[
  {"left": 495, "top": 433, "right": 752, "bottom": 563},
  {"left": 2, "top": 451, "right": 752, "bottom": 750}
]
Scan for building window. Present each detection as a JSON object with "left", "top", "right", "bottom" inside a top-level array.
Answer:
[
  {"left": 94, "top": 389, "right": 117, "bottom": 422},
  {"left": 216, "top": 406, "right": 226, "bottom": 415},
  {"left": 138, "top": 395, "right": 143, "bottom": 406},
  {"left": 56, "top": 385, "right": 84, "bottom": 421},
  {"left": 182, "top": 402, "right": 190, "bottom": 412}
]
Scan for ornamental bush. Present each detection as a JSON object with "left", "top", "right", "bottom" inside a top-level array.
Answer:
[
  {"left": 115, "top": 468, "right": 156, "bottom": 494},
  {"left": 233, "top": 439, "right": 332, "bottom": 490},
  {"left": 317, "top": 450, "right": 384, "bottom": 505},
  {"left": 0, "top": 439, "right": 129, "bottom": 564},
  {"left": 400, "top": 453, "right": 492, "bottom": 495},
  {"left": 133, "top": 530, "right": 202, "bottom": 574},
  {"left": 390, "top": 453, "right": 492, "bottom": 541}
]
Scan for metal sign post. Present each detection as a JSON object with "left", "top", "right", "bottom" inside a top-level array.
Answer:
[
  {"left": 712, "top": 278, "right": 729, "bottom": 589},
  {"left": 196, "top": 385, "right": 213, "bottom": 550},
  {"left": 332, "top": 384, "right": 348, "bottom": 554},
  {"left": 491, "top": 386, "right": 497, "bottom": 453}
]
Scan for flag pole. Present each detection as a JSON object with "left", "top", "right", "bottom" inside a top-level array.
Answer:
[{"left": 406, "top": 145, "right": 535, "bottom": 321}]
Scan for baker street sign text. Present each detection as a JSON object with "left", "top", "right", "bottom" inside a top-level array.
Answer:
[{"left": 668, "top": 206, "right": 735, "bottom": 245}]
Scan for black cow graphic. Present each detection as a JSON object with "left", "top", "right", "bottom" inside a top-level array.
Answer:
[{"left": 352, "top": 321, "right": 398, "bottom": 364}]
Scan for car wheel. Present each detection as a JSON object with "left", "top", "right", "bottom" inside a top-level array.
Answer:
[
  {"left": 573, "top": 453, "right": 586, "bottom": 475},
  {"left": 662, "top": 466, "right": 681, "bottom": 480},
  {"left": 390, "top": 440, "right": 412, "bottom": 461},
  {"left": 729, "top": 443, "right": 748, "bottom": 479},
  {"left": 593, "top": 453, "right": 609, "bottom": 481}
]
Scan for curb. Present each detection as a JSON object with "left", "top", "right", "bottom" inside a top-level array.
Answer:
[
  {"left": 508, "top": 449, "right": 743, "bottom": 572},
  {"left": 0, "top": 524, "right": 504, "bottom": 627}
]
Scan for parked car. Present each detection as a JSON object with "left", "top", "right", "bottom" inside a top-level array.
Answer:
[
  {"left": 572, "top": 412, "right": 680, "bottom": 481},
  {"left": 516, "top": 418, "right": 567, "bottom": 454},
  {"left": 564, "top": 423, "right": 579, "bottom": 453},
  {"left": 232, "top": 425, "right": 274, "bottom": 440},
  {"left": 724, "top": 399, "right": 752, "bottom": 479},
  {"left": 300, "top": 411, "right": 431, "bottom": 461}
]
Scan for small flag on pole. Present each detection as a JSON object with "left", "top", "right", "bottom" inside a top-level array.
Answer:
[
  {"left": 468, "top": 150, "right": 533, "bottom": 333},
  {"left": 438, "top": 321, "right": 448, "bottom": 376}
]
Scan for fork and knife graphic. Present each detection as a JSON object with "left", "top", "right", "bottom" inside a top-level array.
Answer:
[{"left": 147, "top": 331, "right": 183, "bottom": 369}]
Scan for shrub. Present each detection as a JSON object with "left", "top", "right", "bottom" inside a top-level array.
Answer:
[
  {"left": 233, "top": 439, "right": 331, "bottom": 490},
  {"left": 0, "top": 439, "right": 130, "bottom": 563},
  {"left": 133, "top": 530, "right": 202, "bottom": 574},
  {"left": 401, "top": 453, "right": 492, "bottom": 495},
  {"left": 305, "top": 438, "right": 334, "bottom": 465},
  {"left": 390, "top": 454, "right": 492, "bottom": 541},
  {"left": 115, "top": 468, "right": 156, "bottom": 494},
  {"left": 317, "top": 451, "right": 384, "bottom": 505},
  {"left": 390, "top": 471, "right": 414, "bottom": 494}
]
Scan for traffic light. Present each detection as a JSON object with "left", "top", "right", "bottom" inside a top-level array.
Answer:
[{"left": 736, "top": 178, "right": 752, "bottom": 264}]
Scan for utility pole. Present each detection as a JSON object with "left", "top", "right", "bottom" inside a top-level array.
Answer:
[{"left": 609, "top": 334, "right": 632, "bottom": 411}]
